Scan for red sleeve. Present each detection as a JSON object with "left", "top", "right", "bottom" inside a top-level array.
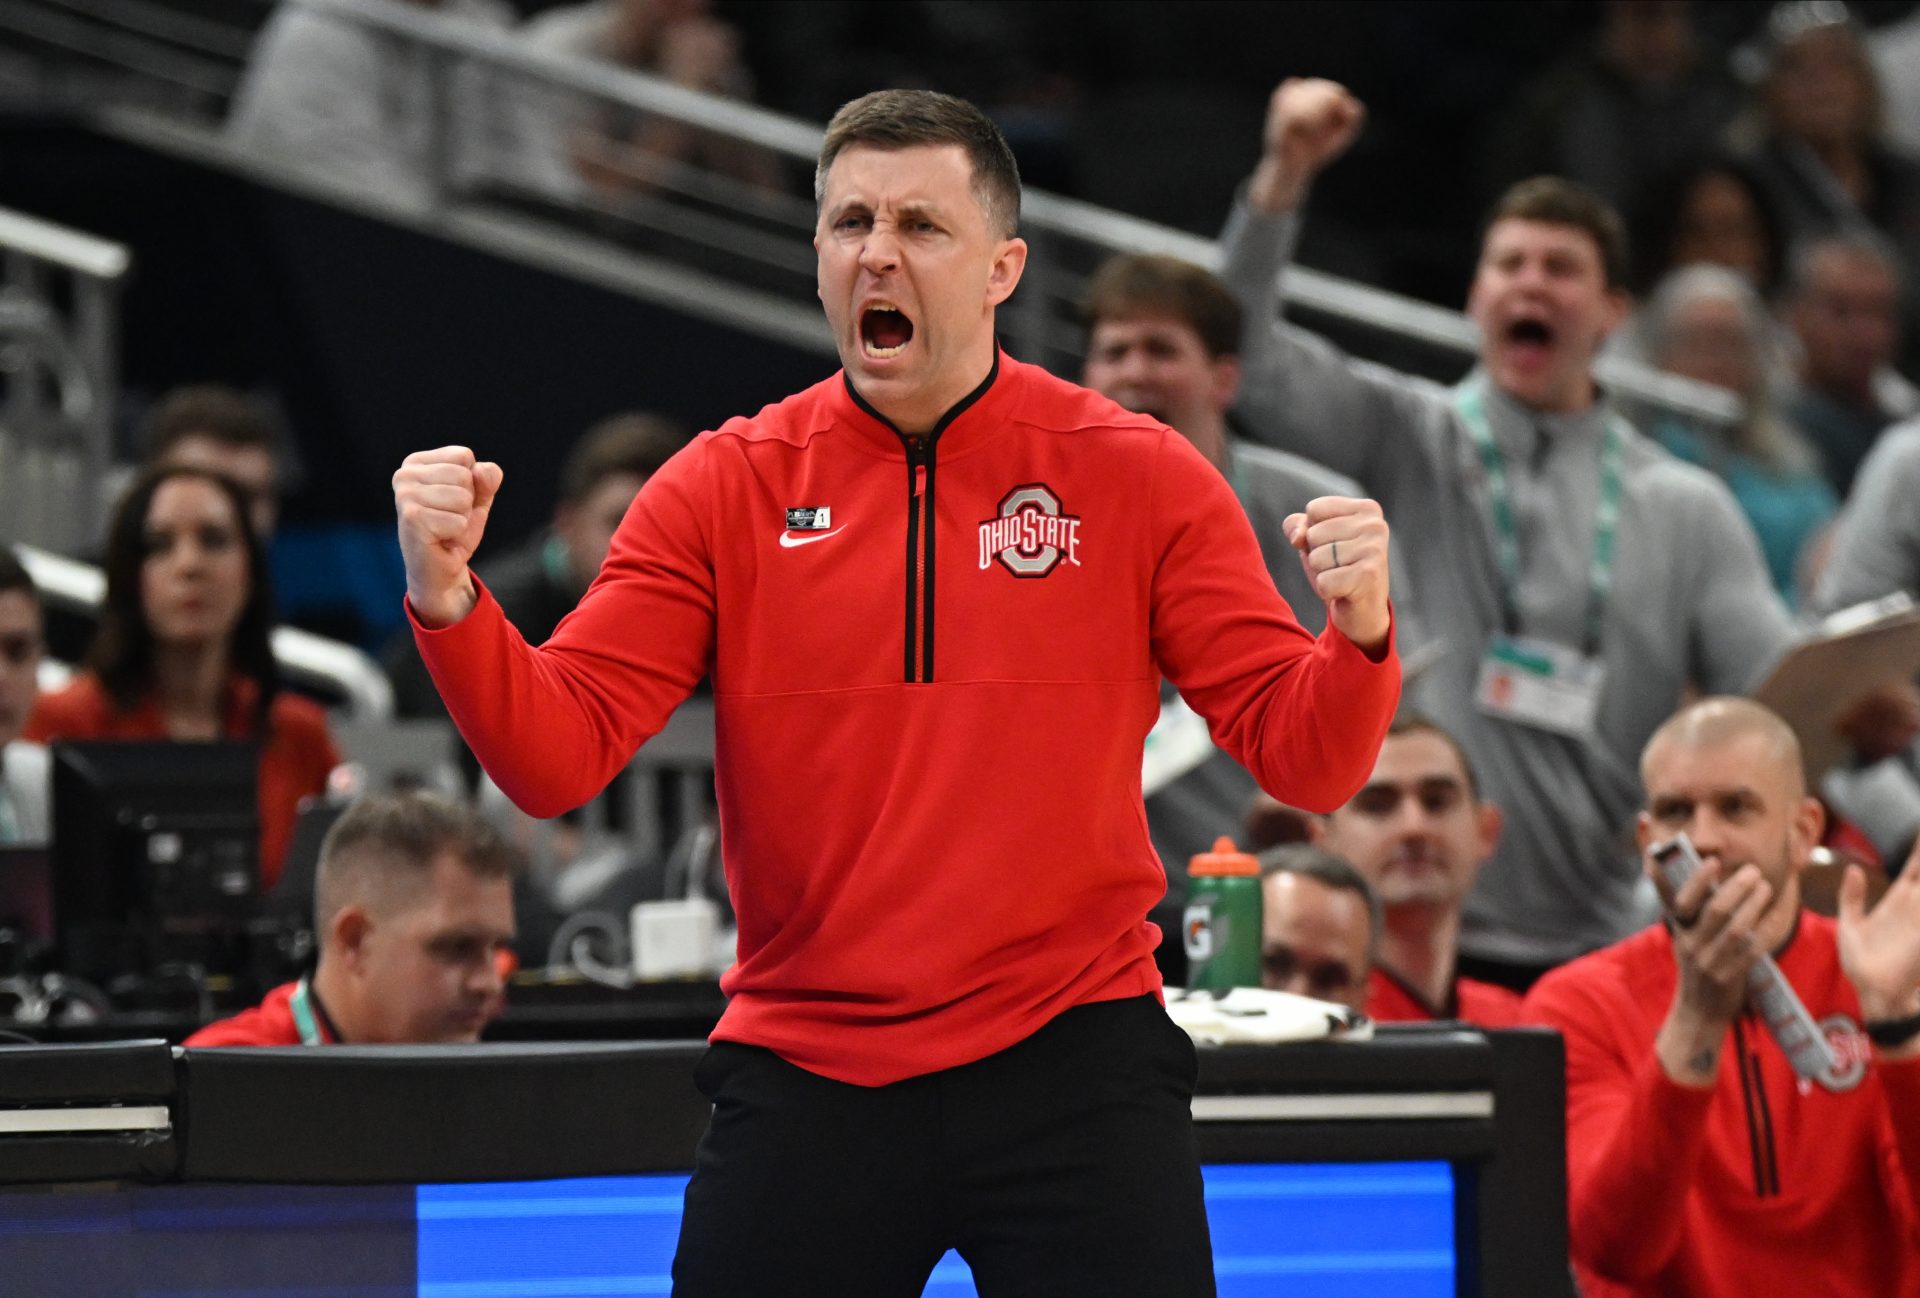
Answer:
[
  {"left": 1146, "top": 431, "right": 1399, "bottom": 813},
  {"left": 20, "top": 678, "right": 107, "bottom": 743},
  {"left": 1456, "top": 978, "right": 1524, "bottom": 1028},
  {"left": 1879, "top": 1055, "right": 1920, "bottom": 1246},
  {"left": 183, "top": 1016, "right": 271, "bottom": 1047},
  {"left": 413, "top": 441, "right": 716, "bottom": 819},
  {"left": 272, "top": 695, "right": 341, "bottom": 788},
  {"left": 184, "top": 1007, "right": 295, "bottom": 1046},
  {"left": 1522, "top": 965, "right": 1718, "bottom": 1283}
]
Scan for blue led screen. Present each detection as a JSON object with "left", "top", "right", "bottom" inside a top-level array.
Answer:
[
  {"left": 0, "top": 1161, "right": 1452, "bottom": 1296},
  {"left": 417, "top": 1162, "right": 1455, "bottom": 1298}
]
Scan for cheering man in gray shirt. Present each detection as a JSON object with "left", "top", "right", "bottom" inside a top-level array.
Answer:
[{"left": 1220, "top": 78, "right": 1797, "bottom": 980}]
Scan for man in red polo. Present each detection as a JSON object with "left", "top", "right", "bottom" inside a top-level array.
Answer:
[
  {"left": 189, "top": 791, "right": 516, "bottom": 1046},
  {"left": 1524, "top": 698, "right": 1920, "bottom": 1297},
  {"left": 1315, "top": 715, "right": 1522, "bottom": 1024}
]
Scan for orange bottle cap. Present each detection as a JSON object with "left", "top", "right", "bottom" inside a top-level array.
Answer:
[{"left": 1187, "top": 835, "right": 1260, "bottom": 877}]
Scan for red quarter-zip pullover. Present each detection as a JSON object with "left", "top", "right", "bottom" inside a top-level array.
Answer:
[{"left": 414, "top": 353, "right": 1400, "bottom": 1084}]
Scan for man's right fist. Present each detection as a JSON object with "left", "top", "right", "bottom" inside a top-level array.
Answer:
[
  {"left": 393, "top": 446, "right": 503, "bottom": 628},
  {"left": 1249, "top": 77, "right": 1365, "bottom": 215}
]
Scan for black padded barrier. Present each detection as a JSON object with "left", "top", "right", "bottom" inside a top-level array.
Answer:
[
  {"left": 178, "top": 1040, "right": 711, "bottom": 1183},
  {"left": 0, "top": 1040, "right": 179, "bottom": 1184}
]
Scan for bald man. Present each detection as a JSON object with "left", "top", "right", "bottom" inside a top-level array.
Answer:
[
  {"left": 1523, "top": 698, "right": 1920, "bottom": 1298},
  {"left": 189, "top": 791, "right": 518, "bottom": 1046}
]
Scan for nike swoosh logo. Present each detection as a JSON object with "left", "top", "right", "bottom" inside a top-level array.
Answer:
[{"left": 778, "top": 526, "right": 846, "bottom": 548}]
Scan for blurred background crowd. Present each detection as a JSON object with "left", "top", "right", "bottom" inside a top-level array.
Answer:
[
  {"left": 3, "top": 1, "right": 1920, "bottom": 1288},
  {"left": 1, "top": 0, "right": 1919, "bottom": 1009}
]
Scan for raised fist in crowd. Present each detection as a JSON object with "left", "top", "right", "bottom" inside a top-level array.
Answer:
[{"left": 1249, "top": 77, "right": 1365, "bottom": 216}]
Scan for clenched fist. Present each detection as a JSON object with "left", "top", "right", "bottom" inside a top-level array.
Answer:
[
  {"left": 1248, "top": 77, "right": 1365, "bottom": 216},
  {"left": 393, "top": 446, "right": 503, "bottom": 628},
  {"left": 1282, "top": 495, "right": 1390, "bottom": 654}
]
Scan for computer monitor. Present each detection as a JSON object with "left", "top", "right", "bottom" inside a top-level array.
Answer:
[{"left": 49, "top": 740, "right": 259, "bottom": 978}]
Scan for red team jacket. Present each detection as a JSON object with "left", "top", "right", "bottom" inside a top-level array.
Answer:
[
  {"left": 184, "top": 982, "right": 324, "bottom": 1047},
  {"left": 414, "top": 354, "right": 1400, "bottom": 1085},
  {"left": 1523, "top": 912, "right": 1920, "bottom": 1298},
  {"left": 1364, "top": 966, "right": 1523, "bottom": 1028}
]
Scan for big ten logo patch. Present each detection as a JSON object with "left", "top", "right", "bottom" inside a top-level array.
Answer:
[
  {"left": 1816, "top": 1014, "right": 1870, "bottom": 1093},
  {"left": 978, "top": 484, "right": 1083, "bottom": 578}
]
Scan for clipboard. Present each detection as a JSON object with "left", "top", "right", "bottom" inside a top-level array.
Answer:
[{"left": 1753, "top": 593, "right": 1920, "bottom": 779}]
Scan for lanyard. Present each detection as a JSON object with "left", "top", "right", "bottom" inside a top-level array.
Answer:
[
  {"left": 288, "top": 976, "right": 328, "bottom": 1046},
  {"left": 1454, "top": 382, "right": 1626, "bottom": 657}
]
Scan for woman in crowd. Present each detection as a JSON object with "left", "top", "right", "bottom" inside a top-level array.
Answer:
[
  {"left": 1628, "top": 154, "right": 1786, "bottom": 298},
  {"left": 24, "top": 466, "right": 338, "bottom": 886},
  {"left": 1637, "top": 262, "right": 1837, "bottom": 605},
  {"left": 1737, "top": 2, "right": 1920, "bottom": 367}
]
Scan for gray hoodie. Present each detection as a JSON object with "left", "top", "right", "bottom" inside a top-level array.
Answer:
[{"left": 1220, "top": 199, "right": 1796, "bottom": 965}]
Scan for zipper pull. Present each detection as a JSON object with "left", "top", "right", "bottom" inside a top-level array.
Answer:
[{"left": 907, "top": 437, "right": 927, "bottom": 497}]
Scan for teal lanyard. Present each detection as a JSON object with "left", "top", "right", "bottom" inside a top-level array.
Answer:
[
  {"left": 1454, "top": 382, "right": 1626, "bottom": 657},
  {"left": 288, "top": 976, "right": 326, "bottom": 1046}
]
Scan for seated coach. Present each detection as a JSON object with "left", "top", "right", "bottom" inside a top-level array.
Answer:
[{"left": 189, "top": 791, "right": 517, "bottom": 1045}]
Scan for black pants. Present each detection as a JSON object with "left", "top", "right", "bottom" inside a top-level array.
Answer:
[{"left": 671, "top": 994, "right": 1216, "bottom": 1297}]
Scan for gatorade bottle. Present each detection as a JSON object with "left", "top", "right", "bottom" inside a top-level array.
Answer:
[{"left": 1183, "top": 837, "right": 1263, "bottom": 993}]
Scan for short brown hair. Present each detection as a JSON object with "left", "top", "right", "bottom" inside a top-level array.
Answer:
[
  {"left": 1082, "top": 254, "right": 1243, "bottom": 359},
  {"left": 559, "top": 413, "right": 686, "bottom": 505},
  {"left": 816, "top": 89, "right": 1021, "bottom": 239},
  {"left": 1258, "top": 842, "right": 1383, "bottom": 959},
  {"left": 146, "top": 384, "right": 278, "bottom": 463},
  {"left": 1385, "top": 712, "right": 1482, "bottom": 802},
  {"left": 1484, "top": 177, "right": 1629, "bottom": 290},
  {"left": 315, "top": 792, "right": 515, "bottom": 929}
]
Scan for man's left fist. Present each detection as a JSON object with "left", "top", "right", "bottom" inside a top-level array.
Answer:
[{"left": 1283, "top": 495, "right": 1391, "bottom": 654}]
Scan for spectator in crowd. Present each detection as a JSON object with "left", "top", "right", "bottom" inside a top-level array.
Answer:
[
  {"left": 1625, "top": 154, "right": 1786, "bottom": 297},
  {"left": 144, "top": 384, "right": 285, "bottom": 541},
  {"left": 228, "top": 0, "right": 575, "bottom": 211},
  {"left": 386, "top": 411, "right": 685, "bottom": 721},
  {"left": 1258, "top": 843, "right": 1378, "bottom": 1014},
  {"left": 1523, "top": 696, "right": 1920, "bottom": 1298},
  {"left": 1315, "top": 715, "right": 1521, "bottom": 1027},
  {"left": 1482, "top": 0, "right": 1742, "bottom": 210},
  {"left": 1816, "top": 412, "right": 1920, "bottom": 610},
  {"left": 1736, "top": 3, "right": 1920, "bottom": 312},
  {"left": 1082, "top": 252, "right": 1362, "bottom": 623},
  {"left": 188, "top": 790, "right": 516, "bottom": 1045},
  {"left": 1223, "top": 77, "right": 1797, "bottom": 984},
  {"left": 1080, "top": 253, "right": 1381, "bottom": 896},
  {"left": 1778, "top": 230, "right": 1914, "bottom": 495},
  {"left": 522, "top": 0, "right": 783, "bottom": 199},
  {"left": 1638, "top": 263, "right": 1835, "bottom": 602},
  {"left": 24, "top": 467, "right": 338, "bottom": 886},
  {"left": 0, "top": 550, "right": 48, "bottom": 846}
]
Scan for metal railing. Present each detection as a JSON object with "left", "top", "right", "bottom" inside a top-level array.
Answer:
[
  {"left": 0, "top": 206, "right": 128, "bottom": 555},
  {"left": 14, "top": 0, "right": 1742, "bottom": 428},
  {"left": 15, "top": 543, "right": 395, "bottom": 720},
  {"left": 274, "top": 0, "right": 1742, "bottom": 425}
]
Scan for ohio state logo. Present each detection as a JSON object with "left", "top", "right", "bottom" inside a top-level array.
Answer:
[
  {"left": 978, "top": 484, "right": 1083, "bottom": 578},
  {"left": 1815, "top": 1014, "right": 1870, "bottom": 1093}
]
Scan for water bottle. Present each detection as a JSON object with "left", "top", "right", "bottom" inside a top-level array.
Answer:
[{"left": 1183, "top": 837, "right": 1263, "bottom": 993}]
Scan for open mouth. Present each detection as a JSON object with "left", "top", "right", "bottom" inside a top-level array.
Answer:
[
  {"left": 860, "top": 303, "right": 914, "bottom": 359},
  {"left": 1504, "top": 317, "right": 1555, "bottom": 348}
]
